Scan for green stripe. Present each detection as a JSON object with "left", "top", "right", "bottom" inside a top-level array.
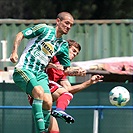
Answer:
[
  {"left": 33, "top": 24, "right": 46, "bottom": 32},
  {"left": 16, "top": 68, "right": 30, "bottom": 82}
]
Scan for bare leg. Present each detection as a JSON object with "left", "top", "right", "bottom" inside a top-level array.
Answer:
[{"left": 48, "top": 116, "right": 60, "bottom": 133}]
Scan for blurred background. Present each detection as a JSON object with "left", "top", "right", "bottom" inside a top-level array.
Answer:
[
  {"left": 0, "top": 0, "right": 133, "bottom": 19},
  {"left": 0, "top": 0, "right": 133, "bottom": 133}
]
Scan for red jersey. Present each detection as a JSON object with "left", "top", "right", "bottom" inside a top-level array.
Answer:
[
  {"left": 47, "top": 56, "right": 67, "bottom": 83},
  {"left": 47, "top": 56, "right": 67, "bottom": 93}
]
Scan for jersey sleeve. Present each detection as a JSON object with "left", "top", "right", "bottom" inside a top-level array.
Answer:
[
  {"left": 22, "top": 24, "right": 47, "bottom": 39},
  {"left": 56, "top": 42, "right": 71, "bottom": 67}
]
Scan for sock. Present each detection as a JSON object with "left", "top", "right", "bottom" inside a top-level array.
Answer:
[
  {"left": 56, "top": 92, "right": 73, "bottom": 111},
  {"left": 32, "top": 99, "right": 45, "bottom": 133},
  {"left": 43, "top": 109, "right": 51, "bottom": 132}
]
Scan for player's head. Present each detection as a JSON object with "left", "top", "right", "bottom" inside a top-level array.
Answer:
[
  {"left": 67, "top": 39, "right": 81, "bottom": 61},
  {"left": 56, "top": 12, "right": 74, "bottom": 35}
]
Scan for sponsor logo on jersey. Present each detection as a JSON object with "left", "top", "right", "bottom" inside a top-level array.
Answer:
[{"left": 41, "top": 41, "right": 54, "bottom": 56}]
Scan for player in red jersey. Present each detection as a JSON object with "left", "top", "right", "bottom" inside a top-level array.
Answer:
[
  {"left": 28, "top": 40, "right": 103, "bottom": 133},
  {"left": 46, "top": 40, "right": 103, "bottom": 132}
]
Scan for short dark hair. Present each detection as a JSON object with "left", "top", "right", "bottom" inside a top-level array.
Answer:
[
  {"left": 67, "top": 40, "right": 81, "bottom": 51},
  {"left": 57, "top": 12, "right": 73, "bottom": 21}
]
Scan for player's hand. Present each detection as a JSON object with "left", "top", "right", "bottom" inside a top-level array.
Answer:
[
  {"left": 76, "top": 67, "right": 86, "bottom": 76},
  {"left": 10, "top": 52, "right": 18, "bottom": 63},
  {"left": 90, "top": 75, "right": 104, "bottom": 84}
]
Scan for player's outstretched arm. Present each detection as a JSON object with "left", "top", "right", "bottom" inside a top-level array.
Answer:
[
  {"left": 64, "top": 67, "right": 86, "bottom": 76},
  {"left": 47, "top": 65, "right": 86, "bottom": 76},
  {"left": 68, "top": 75, "right": 104, "bottom": 94},
  {"left": 10, "top": 32, "right": 24, "bottom": 63}
]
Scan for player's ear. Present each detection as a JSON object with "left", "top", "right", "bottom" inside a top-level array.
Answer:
[{"left": 56, "top": 18, "right": 61, "bottom": 25}]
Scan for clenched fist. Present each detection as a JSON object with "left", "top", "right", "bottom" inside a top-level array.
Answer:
[{"left": 10, "top": 52, "right": 18, "bottom": 63}]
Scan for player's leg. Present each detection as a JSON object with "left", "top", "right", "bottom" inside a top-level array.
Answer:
[
  {"left": 50, "top": 81, "right": 73, "bottom": 108},
  {"left": 48, "top": 116, "right": 60, "bottom": 133},
  {"left": 49, "top": 81, "right": 74, "bottom": 124},
  {"left": 42, "top": 93, "right": 52, "bottom": 132},
  {"left": 52, "top": 88, "right": 73, "bottom": 111},
  {"left": 28, "top": 77, "right": 52, "bottom": 133},
  {"left": 37, "top": 73, "right": 53, "bottom": 132},
  {"left": 52, "top": 88, "right": 74, "bottom": 124},
  {"left": 13, "top": 68, "right": 46, "bottom": 133},
  {"left": 31, "top": 85, "right": 46, "bottom": 133},
  {"left": 27, "top": 93, "right": 52, "bottom": 133}
]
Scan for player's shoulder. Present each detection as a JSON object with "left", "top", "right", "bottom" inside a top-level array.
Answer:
[
  {"left": 62, "top": 39, "right": 68, "bottom": 43},
  {"left": 34, "top": 23, "right": 54, "bottom": 30},
  {"left": 62, "top": 39, "right": 69, "bottom": 46}
]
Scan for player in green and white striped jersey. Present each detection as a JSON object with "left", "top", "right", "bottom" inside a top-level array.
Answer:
[
  {"left": 15, "top": 23, "right": 71, "bottom": 72},
  {"left": 10, "top": 12, "right": 86, "bottom": 133}
]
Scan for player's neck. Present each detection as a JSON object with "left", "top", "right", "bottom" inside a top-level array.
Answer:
[{"left": 55, "top": 27, "right": 63, "bottom": 38}]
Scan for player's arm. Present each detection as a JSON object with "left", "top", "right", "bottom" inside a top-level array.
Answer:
[
  {"left": 68, "top": 75, "right": 104, "bottom": 94},
  {"left": 10, "top": 32, "right": 24, "bottom": 63},
  {"left": 63, "top": 66, "right": 86, "bottom": 76},
  {"left": 10, "top": 24, "right": 47, "bottom": 63},
  {"left": 46, "top": 63, "right": 64, "bottom": 70},
  {"left": 46, "top": 63, "right": 86, "bottom": 76}
]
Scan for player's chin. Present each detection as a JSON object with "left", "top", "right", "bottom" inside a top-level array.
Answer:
[
  {"left": 63, "top": 31, "right": 68, "bottom": 34},
  {"left": 70, "top": 57, "right": 74, "bottom": 61},
  {"left": 63, "top": 30, "right": 69, "bottom": 34}
]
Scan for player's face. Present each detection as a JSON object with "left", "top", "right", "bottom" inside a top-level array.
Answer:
[
  {"left": 69, "top": 46, "right": 79, "bottom": 61},
  {"left": 57, "top": 15, "right": 74, "bottom": 34}
]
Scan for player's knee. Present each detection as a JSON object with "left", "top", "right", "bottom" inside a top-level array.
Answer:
[
  {"left": 64, "top": 92, "right": 73, "bottom": 100},
  {"left": 43, "top": 94, "right": 53, "bottom": 110},
  {"left": 32, "top": 86, "right": 44, "bottom": 100},
  {"left": 43, "top": 101, "right": 52, "bottom": 110}
]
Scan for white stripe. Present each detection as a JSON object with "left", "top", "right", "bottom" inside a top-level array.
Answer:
[{"left": 49, "top": 80, "right": 62, "bottom": 88}]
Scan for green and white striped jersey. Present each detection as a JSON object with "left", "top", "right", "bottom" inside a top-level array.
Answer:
[{"left": 15, "top": 24, "right": 70, "bottom": 72}]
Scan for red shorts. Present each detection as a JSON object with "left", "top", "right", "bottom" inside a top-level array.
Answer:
[
  {"left": 28, "top": 80, "right": 62, "bottom": 106},
  {"left": 49, "top": 80, "right": 62, "bottom": 93}
]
